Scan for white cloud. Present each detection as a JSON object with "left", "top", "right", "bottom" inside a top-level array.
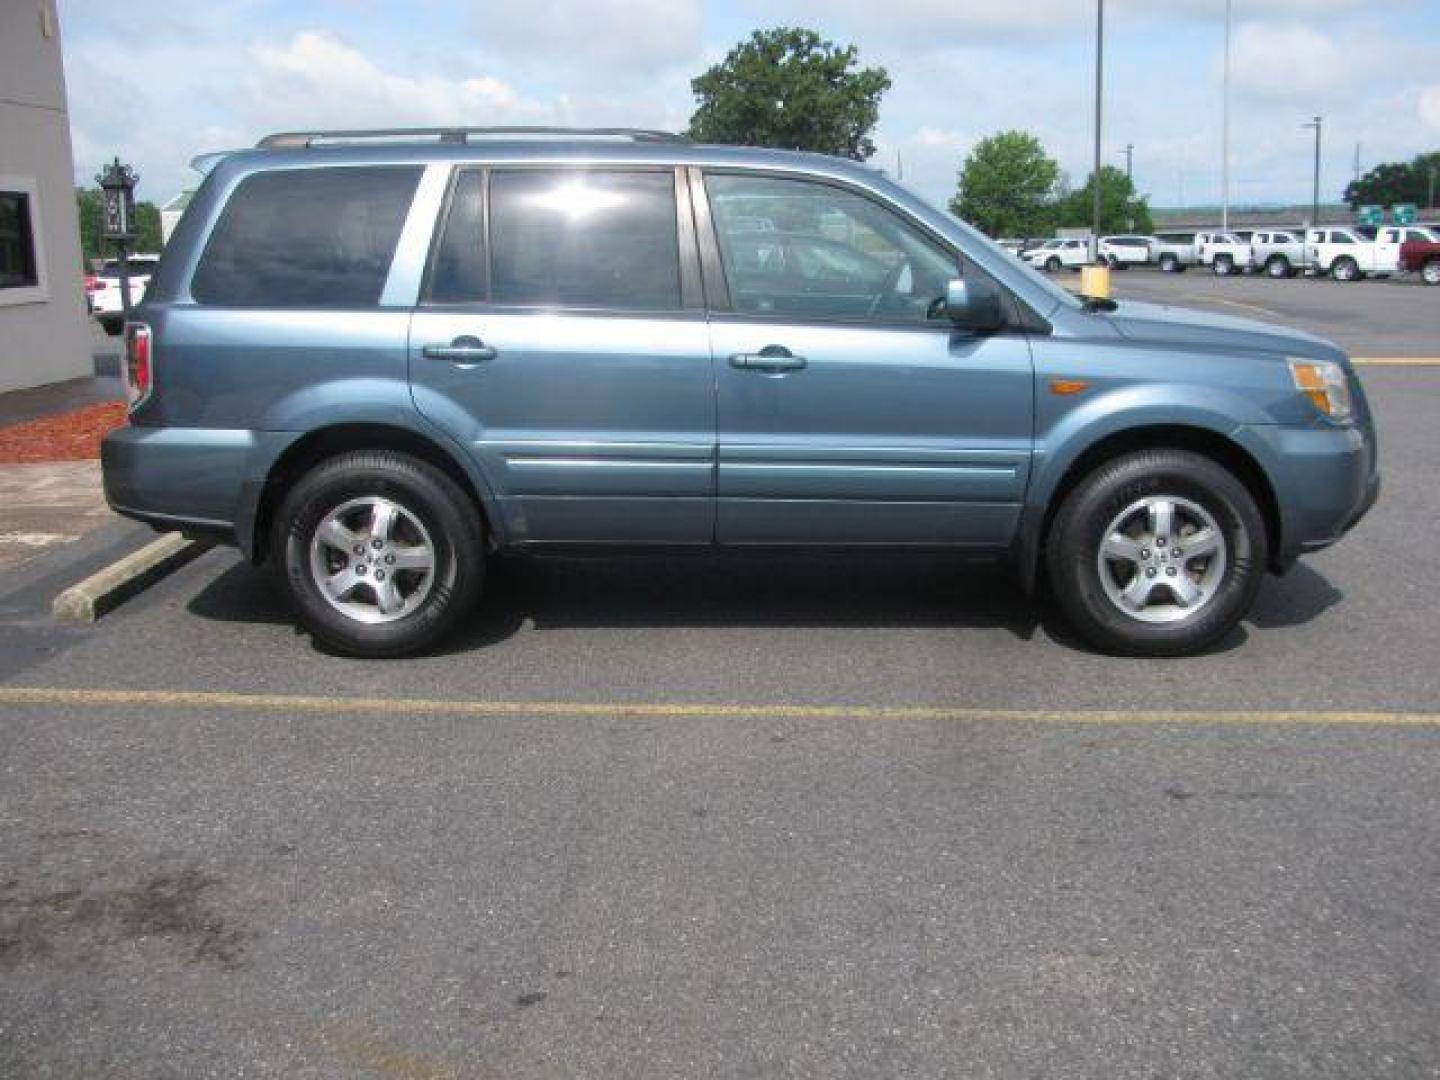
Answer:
[
  {"left": 1421, "top": 85, "right": 1440, "bottom": 133},
  {"left": 1228, "top": 22, "right": 1345, "bottom": 103},
  {"left": 470, "top": 0, "right": 702, "bottom": 72}
]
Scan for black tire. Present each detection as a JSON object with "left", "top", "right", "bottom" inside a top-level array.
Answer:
[
  {"left": 1331, "top": 256, "right": 1361, "bottom": 282},
  {"left": 1421, "top": 258, "right": 1440, "bottom": 286},
  {"left": 272, "top": 450, "right": 485, "bottom": 658},
  {"left": 1212, "top": 254, "right": 1234, "bottom": 276},
  {"left": 98, "top": 315, "right": 122, "bottom": 336},
  {"left": 1158, "top": 254, "right": 1178, "bottom": 273},
  {"left": 1045, "top": 449, "right": 1267, "bottom": 657},
  {"left": 1045, "top": 256, "right": 1062, "bottom": 273},
  {"left": 1265, "top": 255, "right": 1291, "bottom": 279}
]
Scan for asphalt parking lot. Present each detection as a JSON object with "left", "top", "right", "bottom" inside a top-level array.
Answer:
[{"left": 2, "top": 281, "right": 1437, "bottom": 1077}]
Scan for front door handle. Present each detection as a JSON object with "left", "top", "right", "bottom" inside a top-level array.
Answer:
[
  {"left": 729, "top": 346, "right": 807, "bottom": 373},
  {"left": 421, "top": 336, "right": 497, "bottom": 364}
]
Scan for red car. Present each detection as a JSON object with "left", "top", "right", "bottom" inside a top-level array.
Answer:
[{"left": 1398, "top": 237, "right": 1440, "bottom": 285}]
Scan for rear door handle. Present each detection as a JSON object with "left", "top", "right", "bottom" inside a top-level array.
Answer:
[
  {"left": 421, "top": 336, "right": 497, "bottom": 364},
  {"left": 729, "top": 347, "right": 806, "bottom": 373}
]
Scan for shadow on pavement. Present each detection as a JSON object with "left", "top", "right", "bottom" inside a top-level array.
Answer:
[{"left": 185, "top": 550, "right": 1345, "bottom": 657}]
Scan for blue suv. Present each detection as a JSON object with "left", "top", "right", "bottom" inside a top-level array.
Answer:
[{"left": 102, "top": 128, "right": 1379, "bottom": 657}]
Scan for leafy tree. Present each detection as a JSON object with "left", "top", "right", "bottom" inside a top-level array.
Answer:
[
  {"left": 75, "top": 187, "right": 162, "bottom": 265},
  {"left": 949, "top": 131, "right": 1061, "bottom": 239},
  {"left": 688, "top": 27, "right": 891, "bottom": 160},
  {"left": 1056, "top": 166, "right": 1153, "bottom": 235},
  {"left": 1344, "top": 152, "right": 1440, "bottom": 209}
]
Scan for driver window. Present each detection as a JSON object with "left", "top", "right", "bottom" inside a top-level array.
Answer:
[{"left": 704, "top": 173, "right": 957, "bottom": 323}]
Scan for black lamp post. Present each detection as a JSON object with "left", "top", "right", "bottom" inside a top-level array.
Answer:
[{"left": 96, "top": 157, "right": 140, "bottom": 316}]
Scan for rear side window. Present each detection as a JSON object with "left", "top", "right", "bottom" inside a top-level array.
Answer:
[
  {"left": 191, "top": 166, "right": 421, "bottom": 307},
  {"left": 487, "top": 170, "right": 680, "bottom": 310}
]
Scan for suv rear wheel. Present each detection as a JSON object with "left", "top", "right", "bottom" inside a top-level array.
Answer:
[
  {"left": 1045, "top": 449, "right": 1266, "bottom": 656},
  {"left": 273, "top": 450, "right": 484, "bottom": 657}
]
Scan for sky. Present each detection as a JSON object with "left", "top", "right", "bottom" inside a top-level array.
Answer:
[{"left": 59, "top": 0, "right": 1440, "bottom": 213}]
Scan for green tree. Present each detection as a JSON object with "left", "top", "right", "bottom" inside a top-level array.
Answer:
[
  {"left": 687, "top": 27, "right": 891, "bottom": 160},
  {"left": 948, "top": 130, "right": 1061, "bottom": 238},
  {"left": 75, "top": 187, "right": 162, "bottom": 265},
  {"left": 1056, "top": 166, "right": 1153, "bottom": 235},
  {"left": 1344, "top": 152, "right": 1440, "bottom": 209}
]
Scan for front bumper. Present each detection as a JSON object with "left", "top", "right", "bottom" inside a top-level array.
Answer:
[{"left": 1235, "top": 421, "right": 1380, "bottom": 567}]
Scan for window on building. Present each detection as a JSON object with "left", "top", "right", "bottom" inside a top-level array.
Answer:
[{"left": 0, "top": 192, "right": 39, "bottom": 290}]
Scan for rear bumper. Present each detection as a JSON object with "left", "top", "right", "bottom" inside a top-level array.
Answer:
[{"left": 102, "top": 425, "right": 296, "bottom": 554}]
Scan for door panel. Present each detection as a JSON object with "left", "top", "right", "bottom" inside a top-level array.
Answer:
[
  {"left": 409, "top": 311, "right": 714, "bottom": 543},
  {"left": 699, "top": 169, "right": 1034, "bottom": 547},
  {"left": 712, "top": 320, "right": 1034, "bottom": 545}
]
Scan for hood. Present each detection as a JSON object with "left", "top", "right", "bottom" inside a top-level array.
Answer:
[{"left": 1103, "top": 299, "right": 1345, "bottom": 363}]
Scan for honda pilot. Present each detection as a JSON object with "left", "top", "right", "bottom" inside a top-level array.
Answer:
[{"left": 102, "top": 127, "right": 1379, "bottom": 658}]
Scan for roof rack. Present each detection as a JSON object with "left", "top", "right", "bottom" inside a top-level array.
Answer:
[{"left": 255, "top": 127, "right": 689, "bottom": 150}]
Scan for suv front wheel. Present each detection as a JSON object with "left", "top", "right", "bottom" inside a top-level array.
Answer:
[
  {"left": 1046, "top": 449, "right": 1266, "bottom": 656},
  {"left": 274, "top": 450, "right": 485, "bottom": 657}
]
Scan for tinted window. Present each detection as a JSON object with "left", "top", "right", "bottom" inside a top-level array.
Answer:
[
  {"left": 427, "top": 169, "right": 486, "bottom": 303},
  {"left": 192, "top": 166, "right": 420, "bottom": 307},
  {"left": 488, "top": 170, "right": 680, "bottom": 310},
  {"left": 706, "top": 173, "right": 955, "bottom": 323},
  {"left": 0, "top": 192, "right": 38, "bottom": 290}
]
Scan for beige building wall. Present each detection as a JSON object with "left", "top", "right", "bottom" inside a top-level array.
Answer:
[{"left": 0, "top": 0, "right": 91, "bottom": 394}]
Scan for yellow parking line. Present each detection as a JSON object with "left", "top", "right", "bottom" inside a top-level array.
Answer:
[
  {"left": 1352, "top": 357, "right": 1440, "bottom": 366},
  {"left": 0, "top": 686, "right": 1435, "bottom": 727}
]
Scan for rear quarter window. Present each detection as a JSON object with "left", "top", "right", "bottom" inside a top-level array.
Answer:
[{"left": 191, "top": 166, "right": 421, "bottom": 307}]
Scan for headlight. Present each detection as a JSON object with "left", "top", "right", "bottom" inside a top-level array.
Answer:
[{"left": 1289, "top": 359, "right": 1352, "bottom": 421}]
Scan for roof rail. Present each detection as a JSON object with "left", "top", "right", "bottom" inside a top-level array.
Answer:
[{"left": 255, "top": 127, "right": 689, "bottom": 150}]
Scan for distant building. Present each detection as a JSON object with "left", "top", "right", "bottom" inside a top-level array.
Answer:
[
  {"left": 1150, "top": 204, "right": 1356, "bottom": 232},
  {"left": 0, "top": 0, "right": 90, "bottom": 395}
]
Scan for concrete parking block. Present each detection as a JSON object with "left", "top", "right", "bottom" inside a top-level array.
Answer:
[{"left": 52, "top": 531, "right": 209, "bottom": 622}]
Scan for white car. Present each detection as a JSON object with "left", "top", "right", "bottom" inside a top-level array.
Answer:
[
  {"left": 1022, "top": 238, "right": 1089, "bottom": 272},
  {"left": 87, "top": 254, "right": 161, "bottom": 333},
  {"left": 1097, "top": 235, "right": 1154, "bottom": 268},
  {"left": 1304, "top": 228, "right": 1390, "bottom": 282},
  {"left": 1250, "top": 230, "right": 1307, "bottom": 278},
  {"left": 1196, "top": 232, "right": 1253, "bottom": 276}
]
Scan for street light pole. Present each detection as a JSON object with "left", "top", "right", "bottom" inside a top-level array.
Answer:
[
  {"left": 1091, "top": 0, "right": 1105, "bottom": 260},
  {"left": 1221, "top": 0, "right": 1232, "bottom": 230},
  {"left": 1120, "top": 143, "right": 1134, "bottom": 183},
  {"left": 1302, "top": 116, "right": 1322, "bottom": 230}
]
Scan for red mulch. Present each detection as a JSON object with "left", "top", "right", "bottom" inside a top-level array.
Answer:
[{"left": 0, "top": 401, "right": 128, "bottom": 463}]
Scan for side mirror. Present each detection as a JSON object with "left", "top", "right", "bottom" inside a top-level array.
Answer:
[{"left": 944, "top": 277, "right": 1005, "bottom": 332}]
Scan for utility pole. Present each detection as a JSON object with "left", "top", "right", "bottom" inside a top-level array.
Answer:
[
  {"left": 1302, "top": 116, "right": 1323, "bottom": 229},
  {"left": 1221, "top": 0, "right": 1232, "bottom": 229},
  {"left": 1091, "top": 0, "right": 1105, "bottom": 259},
  {"left": 1120, "top": 143, "right": 1134, "bottom": 183},
  {"left": 1429, "top": 164, "right": 1437, "bottom": 210}
]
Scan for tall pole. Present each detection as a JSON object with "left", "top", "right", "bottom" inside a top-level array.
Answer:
[
  {"left": 1120, "top": 143, "right": 1133, "bottom": 182},
  {"left": 1428, "top": 165, "right": 1436, "bottom": 210},
  {"left": 1221, "top": 0, "right": 1232, "bottom": 230},
  {"left": 1091, "top": 0, "right": 1104, "bottom": 258},
  {"left": 1302, "top": 116, "right": 1323, "bottom": 230}
]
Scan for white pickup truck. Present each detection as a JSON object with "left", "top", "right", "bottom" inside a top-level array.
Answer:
[
  {"left": 1304, "top": 227, "right": 1398, "bottom": 282},
  {"left": 1250, "top": 230, "right": 1307, "bottom": 278},
  {"left": 1097, "top": 235, "right": 1154, "bottom": 268},
  {"left": 1374, "top": 225, "right": 1439, "bottom": 275},
  {"left": 1151, "top": 231, "right": 1249, "bottom": 274},
  {"left": 1197, "top": 232, "right": 1254, "bottom": 276}
]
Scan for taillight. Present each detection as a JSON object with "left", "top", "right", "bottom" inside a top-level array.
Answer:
[
  {"left": 124, "top": 323, "right": 152, "bottom": 409},
  {"left": 84, "top": 275, "right": 100, "bottom": 293}
]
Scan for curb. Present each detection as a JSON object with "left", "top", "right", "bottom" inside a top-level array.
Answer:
[{"left": 52, "top": 532, "right": 210, "bottom": 622}]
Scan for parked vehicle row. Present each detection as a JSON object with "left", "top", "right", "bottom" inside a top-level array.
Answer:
[{"left": 1012, "top": 226, "right": 1440, "bottom": 284}]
